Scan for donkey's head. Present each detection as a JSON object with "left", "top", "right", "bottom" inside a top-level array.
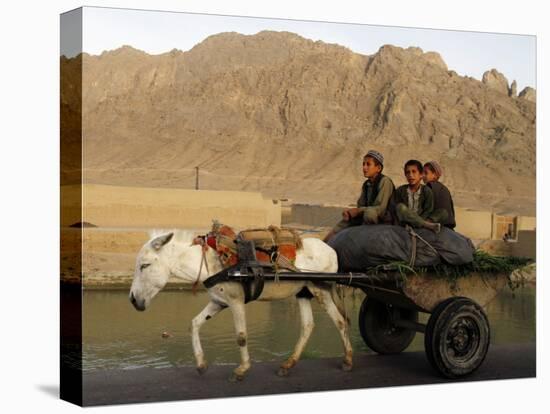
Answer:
[{"left": 129, "top": 232, "right": 174, "bottom": 311}]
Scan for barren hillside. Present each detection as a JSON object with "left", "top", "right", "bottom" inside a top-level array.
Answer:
[{"left": 61, "top": 31, "right": 536, "bottom": 215}]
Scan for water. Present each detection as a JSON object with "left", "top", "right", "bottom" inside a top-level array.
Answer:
[{"left": 82, "top": 285, "right": 536, "bottom": 371}]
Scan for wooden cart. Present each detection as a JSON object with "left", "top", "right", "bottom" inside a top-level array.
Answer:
[{"left": 204, "top": 256, "right": 509, "bottom": 379}]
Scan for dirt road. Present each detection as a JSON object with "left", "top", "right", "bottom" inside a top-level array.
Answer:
[{"left": 80, "top": 342, "right": 535, "bottom": 406}]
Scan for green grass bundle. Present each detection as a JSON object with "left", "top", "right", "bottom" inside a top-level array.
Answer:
[{"left": 365, "top": 250, "right": 533, "bottom": 280}]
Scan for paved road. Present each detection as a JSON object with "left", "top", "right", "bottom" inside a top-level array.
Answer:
[{"left": 82, "top": 343, "right": 535, "bottom": 406}]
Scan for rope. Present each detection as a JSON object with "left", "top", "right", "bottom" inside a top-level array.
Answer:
[
  {"left": 405, "top": 225, "right": 439, "bottom": 268},
  {"left": 409, "top": 228, "right": 417, "bottom": 267},
  {"left": 204, "top": 248, "right": 210, "bottom": 276},
  {"left": 268, "top": 227, "right": 280, "bottom": 283},
  {"left": 292, "top": 266, "right": 334, "bottom": 273},
  {"left": 192, "top": 240, "right": 210, "bottom": 295},
  {"left": 271, "top": 250, "right": 280, "bottom": 283},
  {"left": 411, "top": 228, "right": 439, "bottom": 255}
]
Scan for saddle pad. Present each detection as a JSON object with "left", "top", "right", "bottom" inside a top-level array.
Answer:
[
  {"left": 213, "top": 225, "right": 238, "bottom": 267},
  {"left": 210, "top": 224, "right": 302, "bottom": 269}
]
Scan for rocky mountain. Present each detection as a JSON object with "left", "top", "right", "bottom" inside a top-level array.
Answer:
[{"left": 61, "top": 31, "right": 536, "bottom": 215}]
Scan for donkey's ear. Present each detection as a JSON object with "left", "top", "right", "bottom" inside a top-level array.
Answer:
[{"left": 151, "top": 232, "right": 174, "bottom": 251}]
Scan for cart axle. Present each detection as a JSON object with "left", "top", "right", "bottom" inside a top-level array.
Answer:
[{"left": 393, "top": 318, "right": 426, "bottom": 334}]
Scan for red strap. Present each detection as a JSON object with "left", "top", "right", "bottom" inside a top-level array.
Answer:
[{"left": 206, "top": 234, "right": 217, "bottom": 250}]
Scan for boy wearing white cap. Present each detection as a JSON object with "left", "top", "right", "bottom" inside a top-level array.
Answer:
[{"left": 324, "top": 150, "right": 394, "bottom": 242}]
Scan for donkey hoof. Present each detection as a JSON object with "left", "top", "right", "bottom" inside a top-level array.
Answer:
[
  {"left": 196, "top": 363, "right": 208, "bottom": 375},
  {"left": 229, "top": 373, "right": 244, "bottom": 382},
  {"left": 341, "top": 362, "right": 353, "bottom": 372},
  {"left": 277, "top": 367, "right": 289, "bottom": 377}
]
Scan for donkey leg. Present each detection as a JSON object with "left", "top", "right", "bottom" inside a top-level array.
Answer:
[
  {"left": 278, "top": 297, "right": 315, "bottom": 377},
  {"left": 190, "top": 301, "right": 224, "bottom": 375},
  {"left": 314, "top": 288, "right": 353, "bottom": 371},
  {"left": 227, "top": 300, "right": 251, "bottom": 382}
]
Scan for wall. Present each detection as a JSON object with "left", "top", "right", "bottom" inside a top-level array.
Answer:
[
  {"left": 518, "top": 216, "right": 536, "bottom": 231},
  {"left": 285, "top": 204, "right": 343, "bottom": 228},
  {"left": 61, "top": 184, "right": 281, "bottom": 229},
  {"left": 454, "top": 207, "right": 493, "bottom": 239}
]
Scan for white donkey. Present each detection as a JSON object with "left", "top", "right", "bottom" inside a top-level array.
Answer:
[{"left": 129, "top": 230, "right": 352, "bottom": 381}]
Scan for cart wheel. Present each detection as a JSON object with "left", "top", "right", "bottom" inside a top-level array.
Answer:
[
  {"left": 424, "top": 297, "right": 490, "bottom": 378},
  {"left": 358, "top": 297, "right": 418, "bottom": 354}
]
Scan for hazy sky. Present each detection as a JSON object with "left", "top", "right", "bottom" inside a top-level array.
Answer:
[{"left": 65, "top": 6, "right": 536, "bottom": 90}]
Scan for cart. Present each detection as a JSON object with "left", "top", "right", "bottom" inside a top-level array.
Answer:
[{"left": 204, "top": 239, "right": 510, "bottom": 379}]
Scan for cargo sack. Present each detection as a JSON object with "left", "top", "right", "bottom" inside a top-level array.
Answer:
[
  {"left": 239, "top": 227, "right": 302, "bottom": 268},
  {"left": 328, "top": 224, "right": 474, "bottom": 272}
]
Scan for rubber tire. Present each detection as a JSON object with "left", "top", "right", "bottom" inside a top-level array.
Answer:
[
  {"left": 358, "top": 297, "right": 418, "bottom": 354},
  {"left": 424, "top": 297, "right": 490, "bottom": 378}
]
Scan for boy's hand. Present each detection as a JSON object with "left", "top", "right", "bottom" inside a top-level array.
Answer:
[
  {"left": 342, "top": 209, "right": 351, "bottom": 221},
  {"left": 343, "top": 208, "right": 361, "bottom": 221}
]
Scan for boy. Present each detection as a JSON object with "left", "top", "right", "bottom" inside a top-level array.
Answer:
[
  {"left": 323, "top": 150, "right": 394, "bottom": 242},
  {"left": 423, "top": 160, "right": 456, "bottom": 229},
  {"left": 391, "top": 159, "right": 440, "bottom": 232}
]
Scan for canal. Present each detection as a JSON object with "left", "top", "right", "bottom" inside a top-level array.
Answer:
[{"left": 82, "top": 285, "right": 535, "bottom": 371}]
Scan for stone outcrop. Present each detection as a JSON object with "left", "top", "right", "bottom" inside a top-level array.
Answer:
[
  {"left": 509, "top": 80, "right": 517, "bottom": 97},
  {"left": 519, "top": 86, "right": 536, "bottom": 102},
  {"left": 482, "top": 69, "right": 509, "bottom": 95}
]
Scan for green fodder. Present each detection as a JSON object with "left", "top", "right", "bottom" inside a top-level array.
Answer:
[
  {"left": 365, "top": 250, "right": 533, "bottom": 280},
  {"left": 467, "top": 250, "right": 533, "bottom": 274}
]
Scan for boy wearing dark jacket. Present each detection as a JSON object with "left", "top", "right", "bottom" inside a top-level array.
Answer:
[
  {"left": 391, "top": 159, "right": 440, "bottom": 232},
  {"left": 423, "top": 160, "right": 456, "bottom": 229}
]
